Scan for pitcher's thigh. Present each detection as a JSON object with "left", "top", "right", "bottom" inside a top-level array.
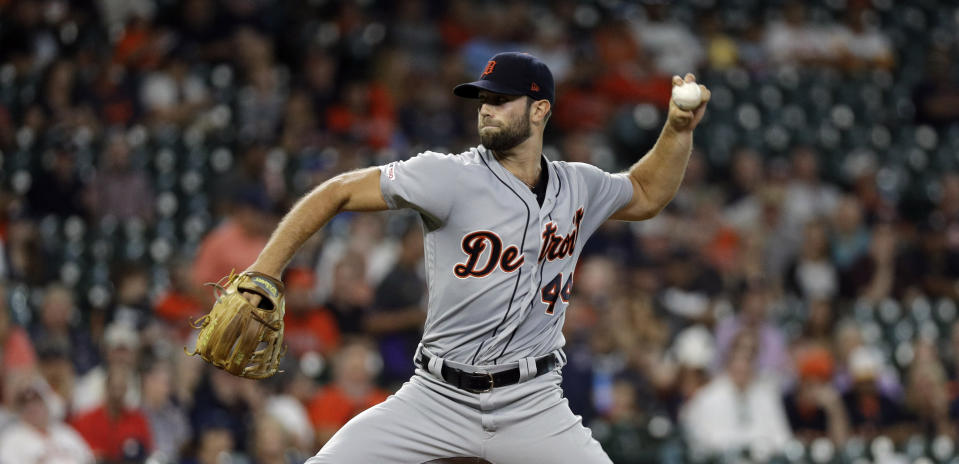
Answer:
[
  {"left": 485, "top": 398, "right": 612, "bottom": 464},
  {"left": 306, "top": 382, "right": 483, "bottom": 463}
]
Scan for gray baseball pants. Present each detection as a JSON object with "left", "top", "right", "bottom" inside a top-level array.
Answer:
[{"left": 304, "top": 364, "right": 611, "bottom": 463}]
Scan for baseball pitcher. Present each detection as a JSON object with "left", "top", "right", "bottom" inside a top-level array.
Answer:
[{"left": 190, "top": 52, "right": 709, "bottom": 463}]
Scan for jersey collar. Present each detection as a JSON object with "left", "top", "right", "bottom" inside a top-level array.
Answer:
[{"left": 478, "top": 145, "right": 559, "bottom": 216}]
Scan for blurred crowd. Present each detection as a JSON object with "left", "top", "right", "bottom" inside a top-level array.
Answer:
[{"left": 1, "top": 0, "right": 959, "bottom": 463}]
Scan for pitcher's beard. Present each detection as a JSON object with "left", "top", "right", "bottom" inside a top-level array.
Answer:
[{"left": 479, "top": 113, "right": 531, "bottom": 152}]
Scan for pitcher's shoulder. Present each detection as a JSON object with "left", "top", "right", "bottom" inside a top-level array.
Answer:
[
  {"left": 405, "top": 147, "right": 484, "bottom": 167},
  {"left": 550, "top": 160, "right": 599, "bottom": 181}
]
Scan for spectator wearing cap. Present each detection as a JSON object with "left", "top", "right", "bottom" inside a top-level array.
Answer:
[
  {"left": 782, "top": 346, "right": 849, "bottom": 444},
  {"left": 72, "top": 322, "right": 142, "bottom": 416},
  {"left": 840, "top": 346, "right": 907, "bottom": 441},
  {"left": 681, "top": 331, "right": 793, "bottom": 460},
  {"left": 188, "top": 368, "right": 258, "bottom": 448},
  {"left": 262, "top": 365, "right": 316, "bottom": 454},
  {"left": 662, "top": 325, "right": 714, "bottom": 420},
  {"left": 832, "top": 321, "right": 902, "bottom": 398},
  {"left": 0, "top": 382, "right": 94, "bottom": 464},
  {"left": 71, "top": 364, "right": 152, "bottom": 462},
  {"left": 192, "top": 186, "right": 276, "bottom": 288},
  {"left": 109, "top": 261, "right": 153, "bottom": 329},
  {"left": 35, "top": 337, "right": 75, "bottom": 421}
]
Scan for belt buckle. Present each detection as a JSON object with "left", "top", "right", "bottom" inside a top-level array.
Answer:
[{"left": 466, "top": 371, "right": 494, "bottom": 394}]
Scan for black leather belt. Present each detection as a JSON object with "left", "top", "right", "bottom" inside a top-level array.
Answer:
[{"left": 420, "top": 353, "right": 557, "bottom": 394}]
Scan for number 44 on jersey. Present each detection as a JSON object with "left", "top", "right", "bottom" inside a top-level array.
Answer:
[{"left": 541, "top": 272, "right": 573, "bottom": 315}]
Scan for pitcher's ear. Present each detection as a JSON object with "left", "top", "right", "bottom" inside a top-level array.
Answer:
[{"left": 532, "top": 99, "right": 552, "bottom": 125}]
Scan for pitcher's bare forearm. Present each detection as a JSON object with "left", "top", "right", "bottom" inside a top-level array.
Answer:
[
  {"left": 612, "top": 73, "right": 710, "bottom": 221},
  {"left": 623, "top": 124, "right": 694, "bottom": 218},
  {"left": 248, "top": 167, "right": 387, "bottom": 278}
]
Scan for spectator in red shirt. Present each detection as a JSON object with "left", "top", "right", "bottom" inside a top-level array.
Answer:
[
  {"left": 592, "top": 19, "right": 672, "bottom": 108},
  {"left": 192, "top": 187, "right": 276, "bottom": 288},
  {"left": 154, "top": 257, "right": 205, "bottom": 339},
  {"left": 283, "top": 268, "right": 340, "bottom": 359},
  {"left": 71, "top": 365, "right": 153, "bottom": 462},
  {"left": 307, "top": 338, "right": 389, "bottom": 446}
]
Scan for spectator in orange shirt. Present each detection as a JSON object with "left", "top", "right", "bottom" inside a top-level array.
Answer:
[
  {"left": 113, "top": 16, "right": 164, "bottom": 71},
  {"left": 324, "top": 79, "right": 396, "bottom": 149},
  {"left": 283, "top": 268, "right": 340, "bottom": 359},
  {"left": 71, "top": 365, "right": 153, "bottom": 462},
  {"left": 592, "top": 19, "right": 672, "bottom": 108},
  {"left": 308, "top": 339, "right": 389, "bottom": 446},
  {"left": 192, "top": 187, "right": 277, "bottom": 288}
]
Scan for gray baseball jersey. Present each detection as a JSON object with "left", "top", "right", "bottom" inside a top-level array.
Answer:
[
  {"left": 307, "top": 145, "right": 633, "bottom": 463},
  {"left": 380, "top": 145, "right": 632, "bottom": 365}
]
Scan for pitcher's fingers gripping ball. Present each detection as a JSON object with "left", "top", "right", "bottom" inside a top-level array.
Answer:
[
  {"left": 186, "top": 270, "right": 287, "bottom": 379},
  {"left": 668, "top": 73, "right": 711, "bottom": 131}
]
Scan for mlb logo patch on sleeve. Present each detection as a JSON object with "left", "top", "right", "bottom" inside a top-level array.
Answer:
[{"left": 387, "top": 162, "right": 396, "bottom": 180}]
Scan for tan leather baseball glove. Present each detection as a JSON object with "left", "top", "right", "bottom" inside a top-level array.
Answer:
[{"left": 187, "top": 271, "right": 287, "bottom": 379}]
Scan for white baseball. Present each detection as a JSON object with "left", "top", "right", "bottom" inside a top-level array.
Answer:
[{"left": 672, "top": 82, "right": 702, "bottom": 111}]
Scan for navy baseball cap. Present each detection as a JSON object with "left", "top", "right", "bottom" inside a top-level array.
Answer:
[{"left": 454, "top": 52, "right": 554, "bottom": 104}]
